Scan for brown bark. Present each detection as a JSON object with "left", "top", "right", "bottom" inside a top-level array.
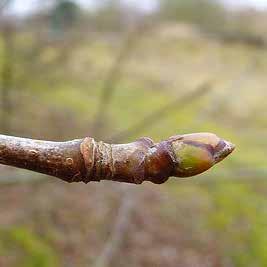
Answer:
[
  {"left": 0, "top": 135, "right": 85, "bottom": 183},
  {"left": 0, "top": 133, "right": 234, "bottom": 184}
]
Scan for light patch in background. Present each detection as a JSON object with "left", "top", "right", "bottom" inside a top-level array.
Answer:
[
  {"left": 6, "top": 0, "right": 38, "bottom": 14},
  {"left": 7, "top": 0, "right": 158, "bottom": 14},
  {"left": 221, "top": 0, "right": 267, "bottom": 9},
  {"left": 7, "top": 0, "right": 267, "bottom": 15},
  {"left": 122, "top": 0, "right": 158, "bottom": 12}
]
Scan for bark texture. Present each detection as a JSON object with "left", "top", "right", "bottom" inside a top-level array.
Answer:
[{"left": 0, "top": 133, "right": 235, "bottom": 184}]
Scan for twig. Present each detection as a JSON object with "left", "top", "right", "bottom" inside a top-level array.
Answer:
[{"left": 0, "top": 132, "right": 234, "bottom": 184}]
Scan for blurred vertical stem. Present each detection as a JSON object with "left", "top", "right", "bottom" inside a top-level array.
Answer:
[
  {"left": 1, "top": 23, "right": 14, "bottom": 134},
  {"left": 92, "top": 18, "right": 152, "bottom": 139},
  {"left": 93, "top": 184, "right": 136, "bottom": 267}
]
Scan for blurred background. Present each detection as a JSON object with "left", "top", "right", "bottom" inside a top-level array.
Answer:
[{"left": 0, "top": 0, "right": 267, "bottom": 266}]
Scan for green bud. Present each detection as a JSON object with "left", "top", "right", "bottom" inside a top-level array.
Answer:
[{"left": 170, "top": 133, "right": 235, "bottom": 177}]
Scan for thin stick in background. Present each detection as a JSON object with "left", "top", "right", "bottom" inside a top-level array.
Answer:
[
  {"left": 110, "top": 82, "right": 212, "bottom": 143},
  {"left": 93, "top": 185, "right": 136, "bottom": 267},
  {"left": 92, "top": 18, "right": 153, "bottom": 139},
  {"left": 0, "top": 22, "right": 14, "bottom": 134}
]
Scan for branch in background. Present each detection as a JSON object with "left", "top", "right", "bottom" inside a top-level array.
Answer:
[
  {"left": 0, "top": 133, "right": 234, "bottom": 184},
  {"left": 0, "top": 22, "right": 15, "bottom": 134},
  {"left": 92, "top": 18, "right": 153, "bottom": 139},
  {"left": 93, "top": 185, "right": 135, "bottom": 267},
  {"left": 110, "top": 82, "right": 212, "bottom": 143}
]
